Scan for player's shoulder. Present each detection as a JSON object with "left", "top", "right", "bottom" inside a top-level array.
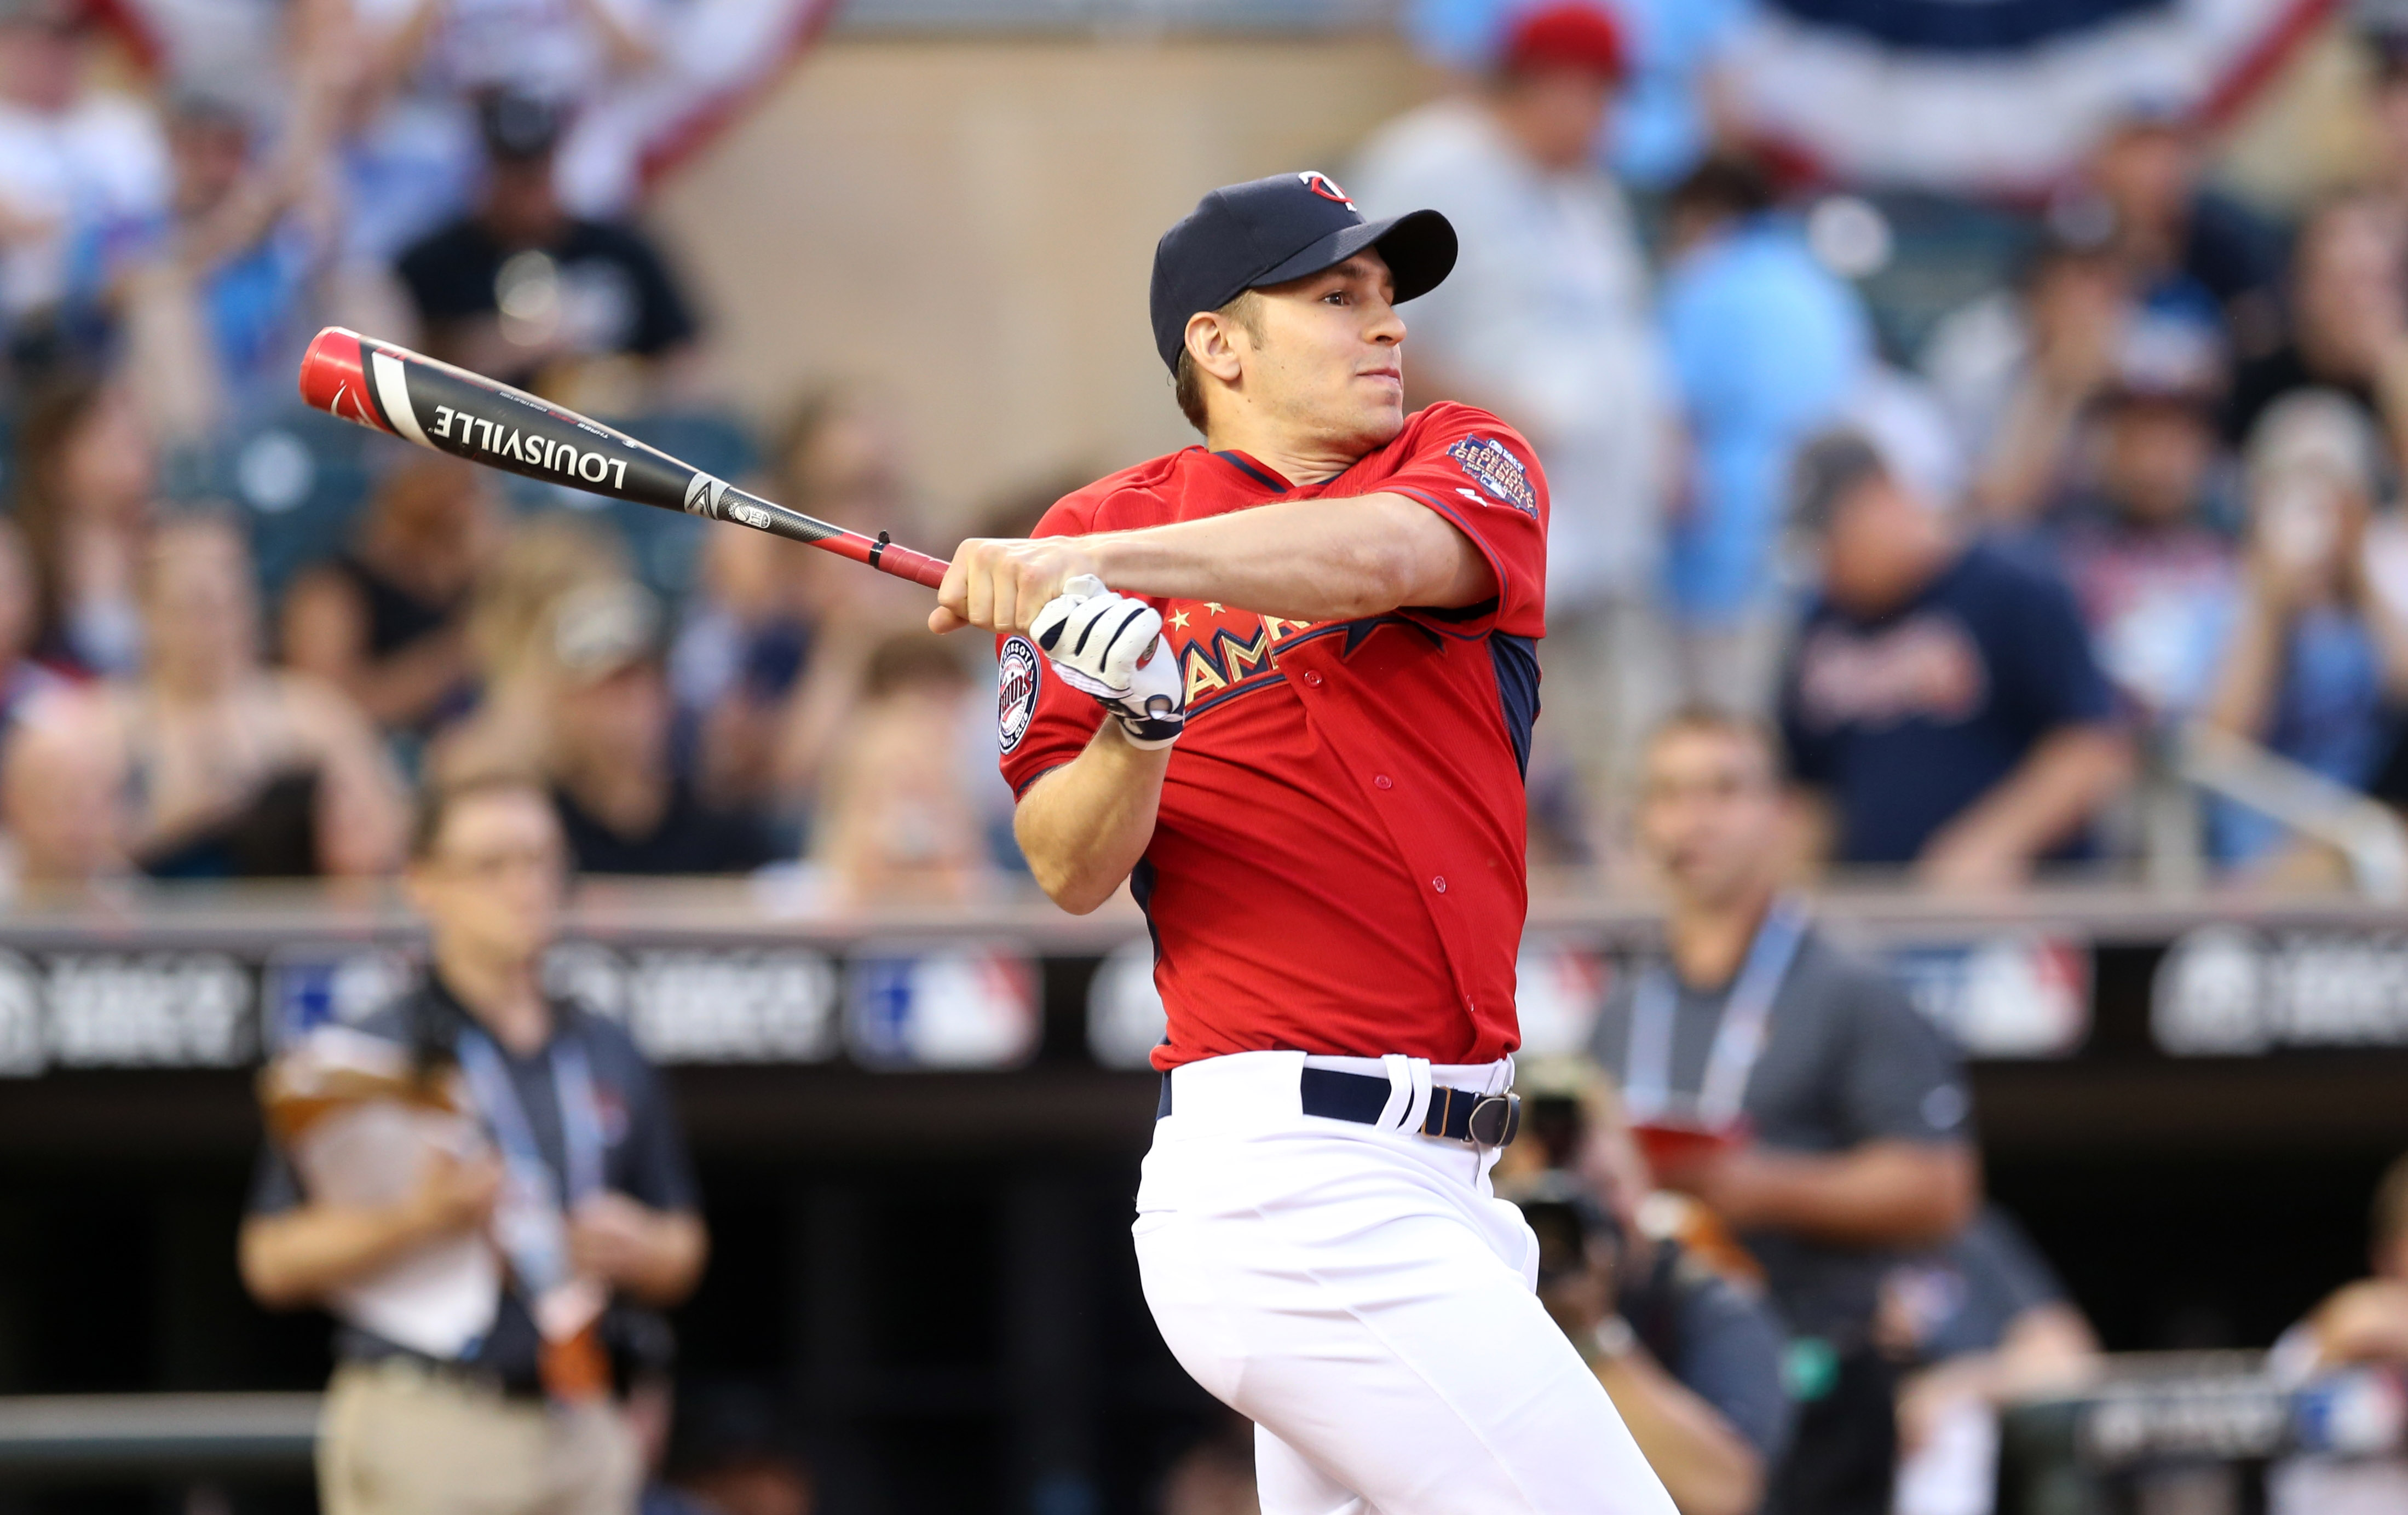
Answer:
[
  {"left": 1384, "top": 402, "right": 1546, "bottom": 505},
  {"left": 1790, "top": 926, "right": 1895, "bottom": 996},
  {"left": 1033, "top": 448, "right": 1204, "bottom": 538},
  {"left": 1402, "top": 401, "right": 1531, "bottom": 450},
  {"left": 558, "top": 998, "right": 656, "bottom": 1074},
  {"left": 1956, "top": 539, "right": 2074, "bottom": 601}
]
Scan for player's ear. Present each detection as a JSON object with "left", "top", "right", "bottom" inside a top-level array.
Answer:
[{"left": 1185, "top": 312, "right": 1247, "bottom": 384}]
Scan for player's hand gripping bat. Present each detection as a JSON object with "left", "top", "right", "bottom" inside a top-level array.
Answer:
[{"left": 296, "top": 327, "right": 951, "bottom": 589}]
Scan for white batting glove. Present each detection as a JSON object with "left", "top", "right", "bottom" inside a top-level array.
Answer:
[{"left": 1029, "top": 575, "right": 1184, "bottom": 750}]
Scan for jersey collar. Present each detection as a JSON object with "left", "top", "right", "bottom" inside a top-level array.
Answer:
[{"left": 1211, "top": 450, "right": 1291, "bottom": 494}]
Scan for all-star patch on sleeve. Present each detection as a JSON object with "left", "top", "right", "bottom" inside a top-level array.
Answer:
[
  {"left": 1377, "top": 404, "right": 1549, "bottom": 640},
  {"left": 1444, "top": 434, "right": 1539, "bottom": 517}
]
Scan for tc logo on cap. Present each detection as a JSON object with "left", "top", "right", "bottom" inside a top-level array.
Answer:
[{"left": 1297, "top": 171, "right": 1355, "bottom": 209}]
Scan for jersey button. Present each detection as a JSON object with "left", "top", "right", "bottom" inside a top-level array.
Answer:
[
  {"left": 1303, "top": 670, "right": 1324, "bottom": 687},
  {"left": 1374, "top": 775, "right": 1392, "bottom": 790},
  {"left": 1432, "top": 875, "right": 1447, "bottom": 894}
]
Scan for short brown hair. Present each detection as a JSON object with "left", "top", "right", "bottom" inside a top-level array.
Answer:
[
  {"left": 1172, "top": 291, "right": 1265, "bottom": 434},
  {"left": 2375, "top": 1153, "right": 2408, "bottom": 1248},
  {"left": 1645, "top": 704, "right": 1782, "bottom": 781},
  {"left": 408, "top": 771, "right": 550, "bottom": 860}
]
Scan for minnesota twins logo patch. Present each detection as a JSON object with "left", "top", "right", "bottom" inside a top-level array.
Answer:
[
  {"left": 998, "top": 636, "right": 1040, "bottom": 754},
  {"left": 1447, "top": 436, "right": 1536, "bottom": 516}
]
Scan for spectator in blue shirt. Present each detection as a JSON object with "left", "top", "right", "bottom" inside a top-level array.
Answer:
[
  {"left": 1662, "top": 155, "right": 1870, "bottom": 713},
  {"left": 1780, "top": 431, "right": 2135, "bottom": 886},
  {"left": 2204, "top": 390, "right": 2408, "bottom": 865}
]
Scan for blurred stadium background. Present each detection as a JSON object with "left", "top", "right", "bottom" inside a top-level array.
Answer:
[{"left": 2, "top": 0, "right": 2408, "bottom": 1511}]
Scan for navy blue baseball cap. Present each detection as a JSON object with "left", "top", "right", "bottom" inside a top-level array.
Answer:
[{"left": 1149, "top": 171, "right": 1458, "bottom": 373}]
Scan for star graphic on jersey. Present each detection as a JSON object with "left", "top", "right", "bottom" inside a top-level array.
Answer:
[
  {"left": 1170, "top": 609, "right": 1191, "bottom": 631},
  {"left": 1205, "top": 602, "right": 1225, "bottom": 616},
  {"left": 1339, "top": 617, "right": 1408, "bottom": 657}
]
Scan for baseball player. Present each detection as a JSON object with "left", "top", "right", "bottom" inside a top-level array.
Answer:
[{"left": 935, "top": 174, "right": 1674, "bottom": 1514}]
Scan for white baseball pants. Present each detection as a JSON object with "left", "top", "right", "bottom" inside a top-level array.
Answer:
[{"left": 1134, "top": 1050, "right": 1677, "bottom": 1515}]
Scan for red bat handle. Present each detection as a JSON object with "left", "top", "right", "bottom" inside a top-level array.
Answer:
[
  {"left": 799, "top": 526, "right": 952, "bottom": 590},
  {"left": 878, "top": 544, "right": 952, "bottom": 590}
]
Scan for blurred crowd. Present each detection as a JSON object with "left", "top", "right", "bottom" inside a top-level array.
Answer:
[
  {"left": 5, "top": 0, "right": 2408, "bottom": 903},
  {"left": 0, "top": 0, "right": 1026, "bottom": 908},
  {"left": 1356, "top": 0, "right": 2408, "bottom": 894}
]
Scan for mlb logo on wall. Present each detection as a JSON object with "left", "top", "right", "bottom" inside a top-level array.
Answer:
[
  {"left": 845, "top": 942, "right": 1041, "bottom": 1070},
  {"left": 1448, "top": 436, "right": 1536, "bottom": 516}
]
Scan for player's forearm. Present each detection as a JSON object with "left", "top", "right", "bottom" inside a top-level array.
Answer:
[
  {"left": 238, "top": 1204, "right": 447, "bottom": 1309},
  {"left": 1013, "top": 722, "right": 1171, "bottom": 914},
  {"left": 1701, "top": 1140, "right": 1978, "bottom": 1248},
  {"left": 1595, "top": 1350, "right": 1764, "bottom": 1515},
  {"left": 1088, "top": 493, "right": 1494, "bottom": 620}
]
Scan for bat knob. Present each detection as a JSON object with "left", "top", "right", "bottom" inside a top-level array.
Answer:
[{"left": 298, "top": 327, "right": 377, "bottom": 430}]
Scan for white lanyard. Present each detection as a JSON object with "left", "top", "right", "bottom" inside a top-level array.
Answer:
[{"left": 1624, "top": 897, "right": 1809, "bottom": 1128}]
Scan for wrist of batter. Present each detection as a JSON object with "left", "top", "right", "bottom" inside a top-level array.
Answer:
[
  {"left": 1108, "top": 712, "right": 1180, "bottom": 752},
  {"left": 1095, "top": 715, "right": 1177, "bottom": 765}
]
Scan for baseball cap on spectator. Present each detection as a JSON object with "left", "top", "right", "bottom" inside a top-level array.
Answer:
[
  {"left": 1150, "top": 173, "right": 1458, "bottom": 372},
  {"left": 1500, "top": 2, "right": 1627, "bottom": 82},
  {"left": 2244, "top": 389, "right": 2386, "bottom": 497},
  {"left": 166, "top": 83, "right": 255, "bottom": 131},
  {"left": 479, "top": 90, "right": 567, "bottom": 163},
  {"left": 551, "top": 581, "right": 661, "bottom": 684},
  {"left": 1789, "top": 429, "right": 1892, "bottom": 537}
]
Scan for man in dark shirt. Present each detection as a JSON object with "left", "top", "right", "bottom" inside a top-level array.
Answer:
[
  {"left": 397, "top": 91, "right": 699, "bottom": 394},
  {"left": 1880, "top": 1203, "right": 2098, "bottom": 1515},
  {"left": 1589, "top": 707, "right": 1980, "bottom": 1515},
  {"left": 546, "top": 579, "right": 775, "bottom": 875},
  {"left": 240, "top": 774, "right": 708, "bottom": 1515},
  {"left": 1780, "top": 430, "right": 2133, "bottom": 887}
]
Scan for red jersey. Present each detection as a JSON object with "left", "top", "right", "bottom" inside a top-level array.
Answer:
[{"left": 996, "top": 403, "right": 1548, "bottom": 1070}]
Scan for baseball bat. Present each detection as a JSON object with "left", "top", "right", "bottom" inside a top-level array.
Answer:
[{"left": 296, "top": 327, "right": 952, "bottom": 590}]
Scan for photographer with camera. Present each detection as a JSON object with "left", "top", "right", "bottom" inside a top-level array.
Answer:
[{"left": 1508, "top": 1075, "right": 1791, "bottom": 1515}]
